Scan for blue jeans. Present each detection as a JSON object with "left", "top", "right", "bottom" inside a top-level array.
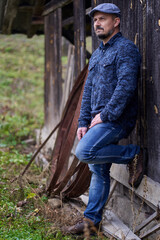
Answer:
[{"left": 75, "top": 122, "right": 140, "bottom": 225}]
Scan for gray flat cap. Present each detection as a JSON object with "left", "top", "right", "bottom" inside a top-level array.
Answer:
[{"left": 89, "top": 3, "right": 121, "bottom": 17}]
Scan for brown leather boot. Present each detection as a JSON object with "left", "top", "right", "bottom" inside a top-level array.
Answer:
[
  {"left": 62, "top": 217, "right": 98, "bottom": 235},
  {"left": 128, "top": 149, "right": 144, "bottom": 188}
]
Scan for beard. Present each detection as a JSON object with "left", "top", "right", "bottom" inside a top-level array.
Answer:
[{"left": 96, "top": 28, "right": 114, "bottom": 40}]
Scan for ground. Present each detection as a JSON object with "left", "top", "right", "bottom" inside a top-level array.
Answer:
[{"left": 0, "top": 34, "right": 108, "bottom": 240}]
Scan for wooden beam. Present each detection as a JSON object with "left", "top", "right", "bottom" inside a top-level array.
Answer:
[
  {"left": 0, "top": 0, "right": 7, "bottom": 31},
  {"left": 135, "top": 211, "right": 159, "bottom": 233},
  {"left": 140, "top": 223, "right": 160, "bottom": 239},
  {"left": 2, "top": 0, "right": 19, "bottom": 34},
  {"left": 43, "top": 0, "right": 72, "bottom": 16},
  {"left": 103, "top": 211, "right": 141, "bottom": 240},
  {"left": 80, "top": 195, "right": 141, "bottom": 239},
  {"left": 44, "top": 8, "right": 62, "bottom": 129},
  {"left": 73, "top": 0, "right": 86, "bottom": 78},
  {"left": 62, "top": 16, "right": 73, "bottom": 27},
  {"left": 62, "top": 28, "right": 91, "bottom": 59},
  {"left": 91, "top": 0, "right": 101, "bottom": 51},
  {"left": 26, "top": 0, "right": 45, "bottom": 37},
  {"left": 105, "top": 180, "right": 118, "bottom": 206},
  {"left": 110, "top": 164, "right": 160, "bottom": 208},
  {"left": 31, "top": 18, "right": 44, "bottom": 25},
  {"left": 18, "top": 6, "right": 34, "bottom": 11},
  {"left": 62, "top": 7, "right": 91, "bottom": 27}
]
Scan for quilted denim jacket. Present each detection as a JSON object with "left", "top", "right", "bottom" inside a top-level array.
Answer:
[{"left": 78, "top": 32, "right": 141, "bottom": 136}]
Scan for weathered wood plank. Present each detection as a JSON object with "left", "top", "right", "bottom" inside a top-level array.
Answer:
[
  {"left": 105, "top": 180, "right": 118, "bottom": 206},
  {"left": 73, "top": 0, "right": 86, "bottom": 78},
  {"left": 110, "top": 164, "right": 160, "bottom": 208},
  {"left": 146, "top": 0, "right": 160, "bottom": 183},
  {"left": 44, "top": 9, "right": 62, "bottom": 129},
  {"left": 80, "top": 195, "right": 141, "bottom": 239},
  {"left": 135, "top": 211, "right": 159, "bottom": 233},
  {"left": 0, "top": 0, "right": 7, "bottom": 31},
  {"left": 62, "top": 7, "right": 91, "bottom": 27},
  {"left": 61, "top": 44, "right": 75, "bottom": 113},
  {"left": 91, "top": 0, "right": 102, "bottom": 52},
  {"left": 103, "top": 211, "right": 141, "bottom": 240},
  {"left": 2, "top": 0, "right": 19, "bottom": 34},
  {"left": 43, "top": 0, "right": 72, "bottom": 16},
  {"left": 140, "top": 223, "right": 160, "bottom": 239}
]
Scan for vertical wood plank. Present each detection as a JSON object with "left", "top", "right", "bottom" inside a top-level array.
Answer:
[
  {"left": 146, "top": 0, "right": 160, "bottom": 182},
  {"left": 73, "top": 0, "right": 86, "bottom": 78},
  {"left": 91, "top": 0, "right": 102, "bottom": 52},
  {"left": 44, "top": 9, "right": 62, "bottom": 129}
]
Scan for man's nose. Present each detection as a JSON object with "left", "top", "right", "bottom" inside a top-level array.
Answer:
[
  {"left": 95, "top": 19, "right": 100, "bottom": 25},
  {"left": 94, "top": 20, "right": 101, "bottom": 29}
]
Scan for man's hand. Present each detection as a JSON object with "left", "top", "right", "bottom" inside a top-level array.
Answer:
[
  {"left": 77, "top": 127, "right": 88, "bottom": 140},
  {"left": 89, "top": 113, "right": 102, "bottom": 129}
]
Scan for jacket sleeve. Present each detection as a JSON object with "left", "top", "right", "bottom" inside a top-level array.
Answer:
[
  {"left": 100, "top": 43, "right": 141, "bottom": 122},
  {"left": 78, "top": 74, "right": 92, "bottom": 128}
]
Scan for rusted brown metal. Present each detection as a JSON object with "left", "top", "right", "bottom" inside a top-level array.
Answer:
[
  {"left": 63, "top": 164, "right": 91, "bottom": 198},
  {"left": 46, "top": 64, "right": 91, "bottom": 198}
]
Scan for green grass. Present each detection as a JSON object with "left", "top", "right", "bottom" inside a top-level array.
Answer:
[
  {"left": 0, "top": 34, "right": 44, "bottom": 147},
  {"left": 0, "top": 34, "right": 58, "bottom": 239},
  {"left": 0, "top": 34, "right": 108, "bottom": 240}
]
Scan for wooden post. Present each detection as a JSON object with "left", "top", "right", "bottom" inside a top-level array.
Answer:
[
  {"left": 73, "top": 0, "right": 86, "bottom": 78},
  {"left": 0, "top": 0, "right": 7, "bottom": 31},
  {"left": 145, "top": 0, "right": 160, "bottom": 182},
  {"left": 91, "top": 0, "right": 102, "bottom": 52},
  {"left": 44, "top": 8, "right": 62, "bottom": 130},
  {"left": 2, "top": 0, "right": 19, "bottom": 34}
]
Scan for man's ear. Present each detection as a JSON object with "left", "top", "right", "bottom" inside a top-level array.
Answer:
[{"left": 114, "top": 18, "right": 120, "bottom": 28}]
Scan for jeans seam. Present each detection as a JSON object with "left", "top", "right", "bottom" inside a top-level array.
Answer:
[
  {"left": 93, "top": 177, "right": 107, "bottom": 224},
  {"left": 97, "top": 155, "right": 132, "bottom": 159}
]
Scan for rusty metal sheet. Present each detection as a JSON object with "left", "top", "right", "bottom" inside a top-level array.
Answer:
[
  {"left": 63, "top": 164, "right": 91, "bottom": 198},
  {"left": 46, "top": 65, "right": 90, "bottom": 198}
]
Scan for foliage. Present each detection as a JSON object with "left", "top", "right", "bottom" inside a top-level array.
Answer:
[
  {"left": 0, "top": 34, "right": 51, "bottom": 239},
  {"left": 0, "top": 35, "right": 108, "bottom": 240},
  {"left": 0, "top": 34, "right": 44, "bottom": 147}
]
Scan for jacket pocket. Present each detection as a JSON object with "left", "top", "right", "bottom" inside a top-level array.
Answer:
[
  {"left": 100, "top": 55, "right": 116, "bottom": 67},
  {"left": 88, "top": 61, "right": 96, "bottom": 71}
]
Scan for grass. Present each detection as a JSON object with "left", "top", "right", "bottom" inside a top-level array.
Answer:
[
  {"left": 0, "top": 34, "right": 44, "bottom": 147},
  {"left": 0, "top": 34, "right": 108, "bottom": 240},
  {"left": 0, "top": 34, "right": 70, "bottom": 240}
]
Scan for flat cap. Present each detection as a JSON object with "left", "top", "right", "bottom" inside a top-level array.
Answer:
[{"left": 89, "top": 3, "right": 121, "bottom": 17}]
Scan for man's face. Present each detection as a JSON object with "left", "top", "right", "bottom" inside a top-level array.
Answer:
[{"left": 93, "top": 12, "right": 119, "bottom": 40}]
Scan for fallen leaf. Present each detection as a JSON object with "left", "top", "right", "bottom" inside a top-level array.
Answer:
[{"left": 27, "top": 192, "right": 36, "bottom": 199}]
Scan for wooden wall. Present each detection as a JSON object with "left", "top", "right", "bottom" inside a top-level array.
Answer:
[
  {"left": 90, "top": 0, "right": 160, "bottom": 183},
  {"left": 44, "top": 0, "right": 160, "bottom": 183},
  {"left": 44, "top": 9, "right": 62, "bottom": 129},
  {"left": 145, "top": 0, "right": 160, "bottom": 182}
]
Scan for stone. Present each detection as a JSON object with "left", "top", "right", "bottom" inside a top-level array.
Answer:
[{"left": 48, "top": 198, "right": 62, "bottom": 209}]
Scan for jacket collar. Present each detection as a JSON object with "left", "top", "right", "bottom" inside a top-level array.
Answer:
[{"left": 100, "top": 32, "right": 122, "bottom": 49}]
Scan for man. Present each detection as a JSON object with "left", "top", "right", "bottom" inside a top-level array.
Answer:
[{"left": 66, "top": 3, "right": 143, "bottom": 235}]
